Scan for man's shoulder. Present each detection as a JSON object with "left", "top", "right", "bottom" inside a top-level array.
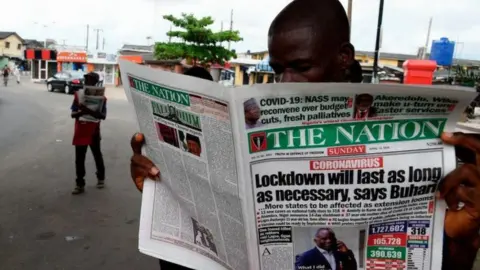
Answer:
[{"left": 300, "top": 248, "right": 318, "bottom": 257}]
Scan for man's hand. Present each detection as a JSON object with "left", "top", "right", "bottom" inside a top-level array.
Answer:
[
  {"left": 337, "top": 240, "right": 349, "bottom": 253},
  {"left": 130, "top": 133, "right": 160, "bottom": 192},
  {"left": 440, "top": 132, "right": 480, "bottom": 240},
  {"left": 439, "top": 132, "right": 480, "bottom": 270}
]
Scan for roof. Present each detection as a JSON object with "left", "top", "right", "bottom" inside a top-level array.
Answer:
[
  {"left": 356, "top": 50, "right": 416, "bottom": 61},
  {"left": 120, "top": 44, "right": 154, "bottom": 52},
  {"left": 230, "top": 58, "right": 261, "bottom": 66},
  {"left": 0, "top": 31, "right": 24, "bottom": 42}
]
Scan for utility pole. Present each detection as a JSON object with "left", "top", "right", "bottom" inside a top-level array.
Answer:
[
  {"left": 347, "top": 0, "right": 353, "bottom": 37},
  {"left": 228, "top": 9, "right": 233, "bottom": 50},
  {"left": 220, "top": 21, "right": 224, "bottom": 47},
  {"left": 372, "top": 0, "right": 385, "bottom": 84},
  {"left": 86, "top": 24, "right": 89, "bottom": 50},
  {"left": 102, "top": 37, "right": 105, "bottom": 50},
  {"left": 422, "top": 17, "right": 433, "bottom": 59},
  {"left": 168, "top": 25, "right": 172, "bottom": 43},
  {"left": 94, "top": 28, "right": 103, "bottom": 50}
]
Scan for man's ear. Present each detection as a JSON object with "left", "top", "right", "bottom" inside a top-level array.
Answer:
[{"left": 337, "top": 42, "right": 355, "bottom": 71}]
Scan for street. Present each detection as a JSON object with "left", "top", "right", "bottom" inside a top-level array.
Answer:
[{"left": 0, "top": 79, "right": 158, "bottom": 270}]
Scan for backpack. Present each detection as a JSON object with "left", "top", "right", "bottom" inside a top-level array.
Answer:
[{"left": 3, "top": 69, "right": 8, "bottom": 76}]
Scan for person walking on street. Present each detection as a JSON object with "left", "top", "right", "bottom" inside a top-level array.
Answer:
[
  {"left": 13, "top": 66, "right": 20, "bottom": 84},
  {"left": 3, "top": 65, "right": 10, "bottom": 86},
  {"left": 71, "top": 72, "right": 107, "bottom": 195}
]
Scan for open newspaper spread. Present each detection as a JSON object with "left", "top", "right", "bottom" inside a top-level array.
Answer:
[
  {"left": 119, "top": 60, "right": 476, "bottom": 270},
  {"left": 76, "top": 86, "right": 105, "bottom": 122}
]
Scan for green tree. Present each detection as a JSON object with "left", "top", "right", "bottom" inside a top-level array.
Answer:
[{"left": 155, "top": 13, "right": 242, "bottom": 65}]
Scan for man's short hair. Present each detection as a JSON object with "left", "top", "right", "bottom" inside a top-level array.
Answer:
[
  {"left": 268, "top": 0, "right": 350, "bottom": 48},
  {"left": 84, "top": 72, "right": 100, "bottom": 86},
  {"left": 183, "top": 66, "right": 214, "bottom": 81}
]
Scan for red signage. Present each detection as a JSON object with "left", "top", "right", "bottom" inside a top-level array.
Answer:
[{"left": 57, "top": 52, "right": 87, "bottom": 62}]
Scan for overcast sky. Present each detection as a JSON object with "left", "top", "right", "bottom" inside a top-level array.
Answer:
[{"left": 3, "top": 0, "right": 480, "bottom": 59}]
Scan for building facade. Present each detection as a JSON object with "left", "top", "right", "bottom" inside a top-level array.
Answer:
[{"left": 0, "top": 32, "right": 25, "bottom": 67}]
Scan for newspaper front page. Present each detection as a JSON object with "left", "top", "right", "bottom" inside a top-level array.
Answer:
[
  {"left": 234, "top": 83, "right": 475, "bottom": 270},
  {"left": 119, "top": 61, "right": 476, "bottom": 270}
]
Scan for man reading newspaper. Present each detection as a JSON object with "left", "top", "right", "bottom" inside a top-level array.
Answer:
[
  {"left": 129, "top": 0, "right": 480, "bottom": 269},
  {"left": 71, "top": 72, "right": 107, "bottom": 195}
]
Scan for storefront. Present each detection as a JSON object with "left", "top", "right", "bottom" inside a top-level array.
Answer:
[
  {"left": 86, "top": 52, "right": 117, "bottom": 85},
  {"left": 24, "top": 49, "right": 57, "bottom": 82},
  {"left": 57, "top": 51, "right": 87, "bottom": 72}
]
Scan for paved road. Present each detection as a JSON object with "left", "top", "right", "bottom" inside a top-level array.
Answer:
[{"left": 0, "top": 80, "right": 159, "bottom": 270}]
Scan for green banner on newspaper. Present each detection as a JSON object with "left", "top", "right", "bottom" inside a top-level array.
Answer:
[
  {"left": 248, "top": 118, "right": 446, "bottom": 153},
  {"left": 151, "top": 101, "right": 201, "bottom": 131},
  {"left": 129, "top": 76, "right": 190, "bottom": 106}
]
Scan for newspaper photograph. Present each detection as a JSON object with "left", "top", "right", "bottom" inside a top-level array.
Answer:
[{"left": 119, "top": 60, "right": 476, "bottom": 270}]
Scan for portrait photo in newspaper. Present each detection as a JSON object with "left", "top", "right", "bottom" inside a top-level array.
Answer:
[
  {"left": 156, "top": 122, "right": 180, "bottom": 148},
  {"left": 293, "top": 226, "right": 363, "bottom": 270},
  {"left": 192, "top": 218, "right": 218, "bottom": 255},
  {"left": 244, "top": 98, "right": 264, "bottom": 129},
  {"left": 353, "top": 93, "right": 377, "bottom": 120}
]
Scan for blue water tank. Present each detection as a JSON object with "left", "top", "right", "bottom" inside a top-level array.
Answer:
[{"left": 429, "top": 37, "right": 455, "bottom": 66}]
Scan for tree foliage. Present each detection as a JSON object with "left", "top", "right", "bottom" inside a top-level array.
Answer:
[{"left": 155, "top": 13, "right": 243, "bottom": 65}]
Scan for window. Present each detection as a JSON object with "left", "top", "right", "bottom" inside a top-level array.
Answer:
[
  {"left": 267, "top": 74, "right": 275, "bottom": 83},
  {"left": 17, "top": 44, "right": 21, "bottom": 50},
  {"left": 5, "top": 42, "right": 10, "bottom": 49},
  {"left": 256, "top": 73, "right": 264, "bottom": 84}
]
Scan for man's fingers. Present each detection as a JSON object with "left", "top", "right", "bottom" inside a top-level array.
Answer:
[
  {"left": 438, "top": 164, "right": 480, "bottom": 197},
  {"left": 131, "top": 133, "right": 145, "bottom": 154},
  {"left": 457, "top": 185, "right": 477, "bottom": 208},
  {"left": 131, "top": 154, "right": 160, "bottom": 177},
  {"left": 442, "top": 132, "right": 480, "bottom": 161}
]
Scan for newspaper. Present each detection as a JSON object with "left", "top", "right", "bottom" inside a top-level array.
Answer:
[
  {"left": 119, "top": 60, "right": 476, "bottom": 270},
  {"left": 77, "top": 86, "right": 105, "bottom": 122}
]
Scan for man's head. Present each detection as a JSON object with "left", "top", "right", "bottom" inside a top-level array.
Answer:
[
  {"left": 84, "top": 72, "right": 100, "bottom": 86},
  {"left": 186, "top": 134, "right": 201, "bottom": 156},
  {"left": 244, "top": 98, "right": 261, "bottom": 124},
  {"left": 314, "top": 228, "right": 337, "bottom": 251},
  {"left": 184, "top": 66, "right": 214, "bottom": 81},
  {"left": 268, "top": 0, "right": 354, "bottom": 83},
  {"left": 355, "top": 94, "right": 374, "bottom": 112}
]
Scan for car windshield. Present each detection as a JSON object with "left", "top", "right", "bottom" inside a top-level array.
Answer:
[{"left": 68, "top": 71, "right": 85, "bottom": 79}]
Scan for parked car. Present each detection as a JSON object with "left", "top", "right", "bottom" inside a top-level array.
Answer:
[{"left": 46, "top": 71, "right": 85, "bottom": 94}]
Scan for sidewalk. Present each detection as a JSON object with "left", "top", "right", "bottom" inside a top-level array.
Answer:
[{"left": 105, "top": 86, "right": 127, "bottom": 101}]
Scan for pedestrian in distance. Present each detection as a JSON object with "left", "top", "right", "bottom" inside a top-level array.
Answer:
[
  {"left": 2, "top": 65, "right": 10, "bottom": 86},
  {"left": 131, "top": 0, "right": 480, "bottom": 269},
  {"left": 70, "top": 72, "right": 107, "bottom": 195},
  {"left": 13, "top": 66, "right": 20, "bottom": 84}
]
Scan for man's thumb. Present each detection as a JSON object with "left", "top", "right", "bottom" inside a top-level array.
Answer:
[{"left": 131, "top": 133, "right": 145, "bottom": 154}]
